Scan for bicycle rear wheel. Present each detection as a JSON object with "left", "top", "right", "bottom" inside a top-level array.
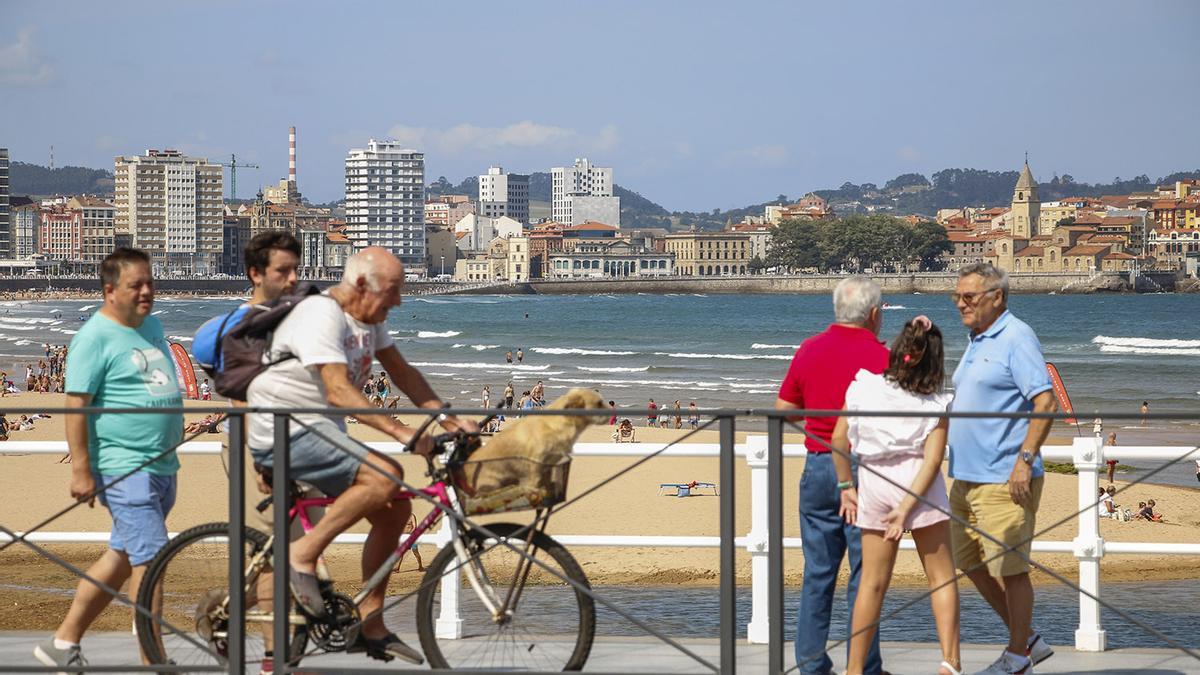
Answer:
[
  {"left": 135, "top": 522, "right": 308, "bottom": 671},
  {"left": 416, "top": 522, "right": 595, "bottom": 671}
]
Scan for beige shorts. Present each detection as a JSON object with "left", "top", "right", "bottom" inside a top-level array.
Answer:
[{"left": 949, "top": 476, "right": 1043, "bottom": 578}]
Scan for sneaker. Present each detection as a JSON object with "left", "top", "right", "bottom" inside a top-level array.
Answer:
[
  {"left": 1026, "top": 632, "right": 1054, "bottom": 665},
  {"left": 33, "top": 638, "right": 88, "bottom": 674},
  {"left": 973, "top": 650, "right": 1032, "bottom": 675},
  {"left": 348, "top": 631, "right": 424, "bottom": 665}
]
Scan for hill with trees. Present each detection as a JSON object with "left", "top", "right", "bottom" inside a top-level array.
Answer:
[{"left": 9, "top": 161, "right": 115, "bottom": 197}]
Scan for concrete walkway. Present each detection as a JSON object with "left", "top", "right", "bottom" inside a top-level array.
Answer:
[{"left": 2, "top": 632, "right": 1198, "bottom": 673}]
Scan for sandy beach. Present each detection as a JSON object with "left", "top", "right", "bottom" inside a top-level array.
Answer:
[{"left": 2, "top": 392, "right": 1198, "bottom": 632}]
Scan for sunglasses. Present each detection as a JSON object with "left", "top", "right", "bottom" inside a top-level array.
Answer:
[{"left": 950, "top": 286, "right": 1001, "bottom": 305}]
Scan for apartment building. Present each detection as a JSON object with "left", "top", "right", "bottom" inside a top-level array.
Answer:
[
  {"left": 11, "top": 197, "right": 38, "bottom": 259},
  {"left": 425, "top": 195, "right": 475, "bottom": 228},
  {"left": 114, "top": 149, "right": 224, "bottom": 274},
  {"left": 0, "top": 149, "right": 8, "bottom": 258},
  {"left": 39, "top": 200, "right": 81, "bottom": 263},
  {"left": 551, "top": 158, "right": 620, "bottom": 226},
  {"left": 69, "top": 196, "right": 116, "bottom": 271},
  {"left": 478, "top": 167, "right": 529, "bottom": 223},
  {"left": 344, "top": 139, "right": 426, "bottom": 266}
]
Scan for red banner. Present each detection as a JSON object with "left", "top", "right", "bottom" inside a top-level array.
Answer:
[
  {"left": 1045, "top": 362, "right": 1076, "bottom": 425},
  {"left": 169, "top": 341, "right": 200, "bottom": 400}
]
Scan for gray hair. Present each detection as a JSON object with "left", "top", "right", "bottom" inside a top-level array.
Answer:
[
  {"left": 833, "top": 275, "right": 882, "bottom": 325},
  {"left": 958, "top": 262, "right": 1009, "bottom": 298},
  {"left": 340, "top": 250, "right": 385, "bottom": 293}
]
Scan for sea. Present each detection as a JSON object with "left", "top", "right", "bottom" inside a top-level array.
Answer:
[{"left": 3, "top": 291, "right": 1199, "bottom": 483}]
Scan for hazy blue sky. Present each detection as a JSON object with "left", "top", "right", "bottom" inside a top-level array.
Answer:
[{"left": 2, "top": 1, "right": 1198, "bottom": 210}]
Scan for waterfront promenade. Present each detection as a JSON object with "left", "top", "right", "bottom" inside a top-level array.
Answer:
[{"left": 0, "top": 631, "right": 1195, "bottom": 673}]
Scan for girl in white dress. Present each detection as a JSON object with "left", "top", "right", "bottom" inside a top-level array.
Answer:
[{"left": 831, "top": 315, "right": 960, "bottom": 675}]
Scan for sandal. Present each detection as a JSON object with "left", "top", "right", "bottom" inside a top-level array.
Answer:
[{"left": 939, "top": 660, "right": 962, "bottom": 675}]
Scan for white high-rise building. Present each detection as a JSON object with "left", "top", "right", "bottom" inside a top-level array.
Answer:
[
  {"left": 114, "top": 149, "right": 224, "bottom": 274},
  {"left": 344, "top": 139, "right": 426, "bottom": 266},
  {"left": 551, "top": 158, "right": 619, "bottom": 226},
  {"left": 0, "top": 148, "right": 9, "bottom": 258},
  {"left": 478, "top": 166, "right": 529, "bottom": 224}
]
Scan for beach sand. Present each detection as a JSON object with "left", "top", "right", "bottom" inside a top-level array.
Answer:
[{"left": 2, "top": 392, "right": 1199, "bottom": 631}]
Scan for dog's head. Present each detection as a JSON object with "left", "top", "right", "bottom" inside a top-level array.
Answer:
[{"left": 545, "top": 387, "right": 608, "bottom": 429}]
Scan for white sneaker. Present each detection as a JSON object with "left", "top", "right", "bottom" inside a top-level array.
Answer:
[
  {"left": 1026, "top": 632, "right": 1054, "bottom": 665},
  {"left": 973, "top": 650, "right": 1032, "bottom": 675}
]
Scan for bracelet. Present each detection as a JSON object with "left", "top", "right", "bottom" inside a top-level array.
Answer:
[{"left": 836, "top": 480, "right": 854, "bottom": 491}]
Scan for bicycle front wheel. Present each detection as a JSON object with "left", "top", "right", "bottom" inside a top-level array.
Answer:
[
  {"left": 135, "top": 522, "right": 308, "bottom": 671},
  {"left": 416, "top": 522, "right": 596, "bottom": 671}
]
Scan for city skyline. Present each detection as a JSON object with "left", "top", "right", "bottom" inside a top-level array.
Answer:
[{"left": 1, "top": 1, "right": 1198, "bottom": 211}]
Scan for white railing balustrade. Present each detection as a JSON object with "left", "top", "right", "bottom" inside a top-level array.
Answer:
[{"left": 3, "top": 436, "right": 1197, "bottom": 652}]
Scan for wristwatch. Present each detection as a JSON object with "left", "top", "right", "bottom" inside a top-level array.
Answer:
[{"left": 1020, "top": 450, "right": 1035, "bottom": 465}]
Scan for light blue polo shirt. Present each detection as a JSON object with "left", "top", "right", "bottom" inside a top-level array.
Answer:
[{"left": 948, "top": 310, "right": 1053, "bottom": 484}]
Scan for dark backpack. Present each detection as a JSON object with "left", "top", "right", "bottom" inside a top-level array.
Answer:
[{"left": 213, "top": 283, "right": 323, "bottom": 400}]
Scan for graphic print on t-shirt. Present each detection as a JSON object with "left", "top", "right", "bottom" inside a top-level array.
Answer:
[{"left": 129, "top": 345, "right": 177, "bottom": 397}]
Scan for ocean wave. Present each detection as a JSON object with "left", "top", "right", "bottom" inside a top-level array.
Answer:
[
  {"left": 653, "top": 351, "right": 791, "bottom": 361},
  {"left": 549, "top": 375, "right": 777, "bottom": 389},
  {"left": 77, "top": 305, "right": 95, "bottom": 311},
  {"left": 532, "top": 347, "right": 639, "bottom": 356},
  {"left": 751, "top": 343, "right": 798, "bottom": 350},
  {"left": 451, "top": 343, "right": 465, "bottom": 348},
  {"left": 168, "top": 335, "right": 194, "bottom": 342},
  {"left": 471, "top": 344, "right": 499, "bottom": 351},
  {"left": 409, "top": 361, "right": 551, "bottom": 372},
  {"left": 151, "top": 310, "right": 165, "bottom": 316},
  {"left": 576, "top": 366, "right": 651, "bottom": 373},
  {"left": 1093, "top": 335, "right": 1200, "bottom": 349},
  {"left": 417, "top": 330, "right": 462, "bottom": 338},
  {"left": 1099, "top": 345, "right": 1200, "bottom": 356},
  {"left": 883, "top": 304, "right": 907, "bottom": 310},
  {"left": 0, "top": 323, "right": 40, "bottom": 331}
]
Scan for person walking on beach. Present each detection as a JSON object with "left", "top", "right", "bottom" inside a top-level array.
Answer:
[
  {"left": 482, "top": 385, "right": 491, "bottom": 409},
  {"left": 672, "top": 400, "right": 682, "bottom": 429},
  {"left": 688, "top": 401, "right": 699, "bottom": 429},
  {"left": 608, "top": 400, "right": 617, "bottom": 425},
  {"left": 832, "top": 316, "right": 960, "bottom": 675},
  {"left": 516, "top": 347, "right": 524, "bottom": 363},
  {"left": 647, "top": 398, "right": 658, "bottom": 427},
  {"left": 35, "top": 249, "right": 184, "bottom": 670},
  {"left": 948, "top": 263, "right": 1057, "bottom": 675},
  {"left": 505, "top": 350, "right": 513, "bottom": 364},
  {"left": 774, "top": 275, "right": 889, "bottom": 675},
  {"left": 200, "top": 378, "right": 211, "bottom": 401},
  {"left": 504, "top": 381, "right": 515, "bottom": 408},
  {"left": 1140, "top": 401, "right": 1149, "bottom": 427}
]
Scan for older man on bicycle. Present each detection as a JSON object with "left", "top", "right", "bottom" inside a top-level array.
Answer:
[{"left": 247, "top": 247, "right": 475, "bottom": 664}]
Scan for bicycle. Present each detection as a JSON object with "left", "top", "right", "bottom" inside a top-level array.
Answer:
[{"left": 134, "top": 415, "right": 597, "bottom": 672}]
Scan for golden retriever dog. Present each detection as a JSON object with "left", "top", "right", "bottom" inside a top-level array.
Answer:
[{"left": 458, "top": 388, "right": 607, "bottom": 499}]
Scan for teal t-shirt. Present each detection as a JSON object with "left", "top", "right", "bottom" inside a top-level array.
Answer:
[{"left": 65, "top": 312, "right": 183, "bottom": 476}]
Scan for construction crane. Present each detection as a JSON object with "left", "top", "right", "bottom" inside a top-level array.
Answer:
[{"left": 216, "top": 154, "right": 260, "bottom": 201}]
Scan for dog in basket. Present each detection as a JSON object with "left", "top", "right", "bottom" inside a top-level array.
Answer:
[{"left": 456, "top": 388, "right": 607, "bottom": 501}]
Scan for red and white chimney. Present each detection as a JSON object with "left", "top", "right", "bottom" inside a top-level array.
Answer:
[{"left": 288, "top": 126, "right": 297, "bottom": 184}]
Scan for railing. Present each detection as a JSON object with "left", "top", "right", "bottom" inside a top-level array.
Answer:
[{"left": 2, "top": 406, "right": 1198, "bottom": 674}]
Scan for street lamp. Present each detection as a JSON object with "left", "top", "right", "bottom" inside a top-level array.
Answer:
[{"left": 440, "top": 255, "right": 445, "bottom": 277}]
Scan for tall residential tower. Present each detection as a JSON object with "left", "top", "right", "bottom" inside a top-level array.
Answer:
[
  {"left": 114, "top": 149, "right": 224, "bottom": 274},
  {"left": 0, "top": 148, "right": 10, "bottom": 258},
  {"left": 344, "top": 139, "right": 426, "bottom": 266},
  {"left": 551, "top": 158, "right": 619, "bottom": 226},
  {"left": 478, "top": 166, "right": 529, "bottom": 224}
]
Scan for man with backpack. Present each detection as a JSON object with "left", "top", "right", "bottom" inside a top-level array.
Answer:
[{"left": 246, "top": 246, "right": 476, "bottom": 665}]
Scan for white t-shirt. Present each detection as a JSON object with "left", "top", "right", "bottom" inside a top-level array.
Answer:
[
  {"left": 844, "top": 369, "right": 953, "bottom": 460},
  {"left": 1098, "top": 494, "right": 1115, "bottom": 517},
  {"left": 247, "top": 294, "right": 393, "bottom": 449}
]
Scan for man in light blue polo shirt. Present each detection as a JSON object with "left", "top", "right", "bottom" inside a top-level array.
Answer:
[{"left": 948, "top": 263, "right": 1057, "bottom": 675}]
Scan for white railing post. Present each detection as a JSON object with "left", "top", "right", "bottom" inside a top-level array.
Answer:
[
  {"left": 1071, "top": 435, "right": 1106, "bottom": 651},
  {"left": 434, "top": 502, "right": 464, "bottom": 639},
  {"left": 744, "top": 434, "right": 770, "bottom": 644}
]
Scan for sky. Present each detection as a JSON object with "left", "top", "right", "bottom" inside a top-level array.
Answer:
[{"left": 1, "top": 1, "right": 1198, "bottom": 211}]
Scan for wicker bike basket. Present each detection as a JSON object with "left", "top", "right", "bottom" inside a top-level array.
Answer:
[{"left": 452, "top": 455, "right": 572, "bottom": 516}]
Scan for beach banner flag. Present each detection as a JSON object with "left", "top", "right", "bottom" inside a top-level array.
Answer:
[
  {"left": 1045, "top": 362, "right": 1077, "bottom": 425},
  {"left": 169, "top": 342, "right": 200, "bottom": 400}
]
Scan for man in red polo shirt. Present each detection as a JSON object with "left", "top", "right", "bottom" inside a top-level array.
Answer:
[{"left": 776, "top": 275, "right": 889, "bottom": 675}]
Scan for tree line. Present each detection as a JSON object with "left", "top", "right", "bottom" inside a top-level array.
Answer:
[{"left": 765, "top": 214, "right": 952, "bottom": 273}]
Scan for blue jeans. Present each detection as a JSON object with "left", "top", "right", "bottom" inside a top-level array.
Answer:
[{"left": 796, "top": 453, "right": 882, "bottom": 674}]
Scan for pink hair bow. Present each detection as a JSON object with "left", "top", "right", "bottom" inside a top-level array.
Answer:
[{"left": 912, "top": 315, "right": 932, "bottom": 330}]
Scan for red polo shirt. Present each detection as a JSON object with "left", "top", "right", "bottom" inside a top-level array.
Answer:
[{"left": 777, "top": 324, "right": 889, "bottom": 454}]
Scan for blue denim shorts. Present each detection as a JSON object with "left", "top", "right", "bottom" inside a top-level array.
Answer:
[
  {"left": 96, "top": 472, "right": 177, "bottom": 566},
  {"left": 250, "top": 423, "right": 369, "bottom": 497}
]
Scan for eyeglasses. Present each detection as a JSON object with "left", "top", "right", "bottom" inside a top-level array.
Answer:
[{"left": 950, "top": 287, "right": 1001, "bottom": 305}]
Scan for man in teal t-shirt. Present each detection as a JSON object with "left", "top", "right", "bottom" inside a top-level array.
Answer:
[{"left": 34, "top": 249, "right": 183, "bottom": 671}]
